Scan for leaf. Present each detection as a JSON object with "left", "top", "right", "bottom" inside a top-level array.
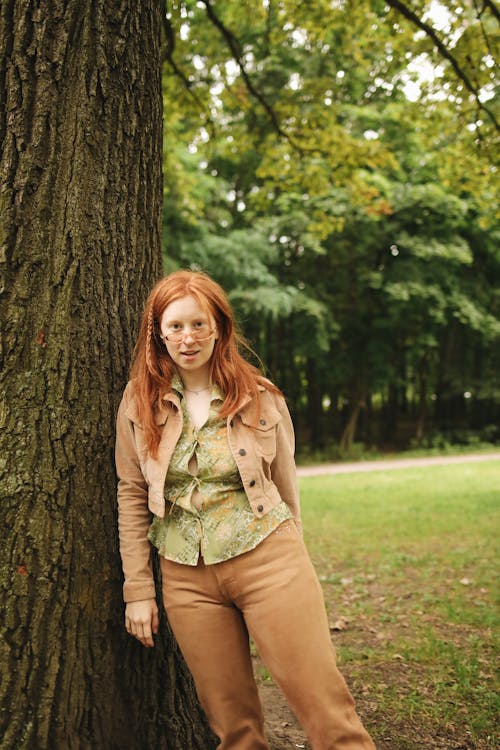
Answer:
[{"left": 330, "top": 616, "right": 349, "bottom": 631}]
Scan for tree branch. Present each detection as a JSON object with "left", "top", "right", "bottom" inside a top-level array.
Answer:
[
  {"left": 386, "top": 0, "right": 499, "bottom": 131},
  {"left": 481, "top": 0, "right": 500, "bottom": 23},
  {"left": 161, "top": 10, "right": 216, "bottom": 139},
  {"left": 473, "top": 0, "right": 497, "bottom": 62},
  {"left": 200, "top": 0, "right": 312, "bottom": 153}
]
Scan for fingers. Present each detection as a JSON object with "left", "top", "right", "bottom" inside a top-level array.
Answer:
[
  {"left": 152, "top": 605, "right": 159, "bottom": 635},
  {"left": 129, "top": 621, "right": 153, "bottom": 648},
  {"left": 124, "top": 602, "right": 158, "bottom": 648},
  {"left": 141, "top": 621, "right": 154, "bottom": 648},
  {"left": 131, "top": 620, "right": 154, "bottom": 648}
]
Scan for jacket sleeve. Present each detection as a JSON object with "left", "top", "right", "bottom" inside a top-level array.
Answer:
[
  {"left": 270, "top": 395, "right": 302, "bottom": 535},
  {"left": 115, "top": 386, "right": 156, "bottom": 603}
]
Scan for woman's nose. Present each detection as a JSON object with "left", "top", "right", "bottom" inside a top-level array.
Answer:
[{"left": 182, "top": 329, "right": 196, "bottom": 343}]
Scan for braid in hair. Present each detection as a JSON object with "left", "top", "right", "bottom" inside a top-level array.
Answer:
[{"left": 145, "top": 303, "right": 156, "bottom": 378}]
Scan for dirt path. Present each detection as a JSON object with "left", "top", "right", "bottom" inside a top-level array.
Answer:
[{"left": 296, "top": 451, "right": 500, "bottom": 477}]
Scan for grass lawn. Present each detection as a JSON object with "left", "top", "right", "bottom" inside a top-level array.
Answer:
[{"left": 299, "top": 461, "right": 499, "bottom": 750}]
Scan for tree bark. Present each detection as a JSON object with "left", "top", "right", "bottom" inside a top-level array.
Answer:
[{"left": 0, "top": 2, "right": 214, "bottom": 748}]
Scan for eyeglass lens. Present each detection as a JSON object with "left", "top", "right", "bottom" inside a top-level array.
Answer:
[{"left": 164, "top": 329, "right": 213, "bottom": 343}]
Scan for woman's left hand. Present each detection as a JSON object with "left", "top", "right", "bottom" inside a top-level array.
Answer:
[{"left": 125, "top": 598, "right": 159, "bottom": 648}]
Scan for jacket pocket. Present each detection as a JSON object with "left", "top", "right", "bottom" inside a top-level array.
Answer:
[{"left": 240, "top": 409, "right": 281, "bottom": 458}]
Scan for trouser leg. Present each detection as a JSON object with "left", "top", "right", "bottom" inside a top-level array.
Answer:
[
  {"left": 160, "top": 556, "right": 269, "bottom": 750},
  {"left": 230, "top": 521, "right": 376, "bottom": 750}
]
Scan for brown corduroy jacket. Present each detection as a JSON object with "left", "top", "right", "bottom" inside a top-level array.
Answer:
[{"left": 115, "top": 381, "right": 302, "bottom": 602}]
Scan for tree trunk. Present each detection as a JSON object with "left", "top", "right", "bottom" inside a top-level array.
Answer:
[
  {"left": 382, "top": 383, "right": 399, "bottom": 443},
  {"left": 339, "top": 396, "right": 364, "bottom": 453},
  {"left": 0, "top": 3, "right": 214, "bottom": 749},
  {"left": 306, "top": 357, "right": 323, "bottom": 450},
  {"left": 415, "top": 357, "right": 429, "bottom": 443}
]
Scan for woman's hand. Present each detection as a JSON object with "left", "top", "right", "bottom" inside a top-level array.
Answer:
[{"left": 125, "top": 599, "right": 159, "bottom": 648}]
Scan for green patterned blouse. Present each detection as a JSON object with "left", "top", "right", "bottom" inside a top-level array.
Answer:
[{"left": 147, "top": 376, "right": 292, "bottom": 565}]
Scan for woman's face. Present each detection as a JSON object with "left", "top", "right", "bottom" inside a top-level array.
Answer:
[{"left": 160, "top": 295, "right": 217, "bottom": 382}]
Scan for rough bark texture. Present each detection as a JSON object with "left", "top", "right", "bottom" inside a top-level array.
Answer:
[{"left": 0, "top": 2, "right": 214, "bottom": 748}]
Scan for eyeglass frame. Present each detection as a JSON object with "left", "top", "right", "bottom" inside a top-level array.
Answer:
[{"left": 158, "top": 327, "right": 217, "bottom": 345}]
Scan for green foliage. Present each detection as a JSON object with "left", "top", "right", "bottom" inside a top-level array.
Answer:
[{"left": 161, "top": 0, "right": 500, "bottom": 451}]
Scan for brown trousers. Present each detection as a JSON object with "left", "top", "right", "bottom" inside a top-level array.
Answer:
[{"left": 160, "top": 519, "right": 376, "bottom": 750}]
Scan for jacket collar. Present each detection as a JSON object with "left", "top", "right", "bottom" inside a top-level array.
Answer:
[
  {"left": 229, "top": 383, "right": 266, "bottom": 419},
  {"left": 125, "top": 379, "right": 266, "bottom": 426},
  {"left": 156, "top": 390, "right": 180, "bottom": 425},
  {"left": 123, "top": 385, "right": 180, "bottom": 427}
]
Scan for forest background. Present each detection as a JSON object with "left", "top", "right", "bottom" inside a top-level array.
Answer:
[{"left": 161, "top": 0, "right": 500, "bottom": 459}]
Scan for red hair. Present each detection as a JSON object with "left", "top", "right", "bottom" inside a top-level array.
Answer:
[{"left": 129, "top": 270, "right": 280, "bottom": 457}]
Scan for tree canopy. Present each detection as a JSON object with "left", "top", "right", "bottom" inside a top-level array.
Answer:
[{"left": 159, "top": 0, "right": 499, "bottom": 454}]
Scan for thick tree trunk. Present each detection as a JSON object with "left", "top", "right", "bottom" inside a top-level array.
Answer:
[{"left": 0, "top": 3, "right": 214, "bottom": 749}]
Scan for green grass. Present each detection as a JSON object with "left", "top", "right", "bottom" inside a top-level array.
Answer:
[{"left": 300, "top": 461, "right": 500, "bottom": 749}]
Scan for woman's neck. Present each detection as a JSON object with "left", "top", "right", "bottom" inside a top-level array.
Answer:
[{"left": 178, "top": 370, "right": 211, "bottom": 393}]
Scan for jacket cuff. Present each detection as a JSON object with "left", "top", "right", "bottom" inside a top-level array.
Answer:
[{"left": 123, "top": 580, "right": 157, "bottom": 603}]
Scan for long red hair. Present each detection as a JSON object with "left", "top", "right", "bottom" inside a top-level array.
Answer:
[{"left": 129, "top": 270, "right": 280, "bottom": 457}]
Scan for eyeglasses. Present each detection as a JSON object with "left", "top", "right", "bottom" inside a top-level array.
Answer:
[{"left": 160, "top": 327, "right": 216, "bottom": 344}]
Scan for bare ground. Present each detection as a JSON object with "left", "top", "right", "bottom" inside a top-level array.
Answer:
[{"left": 296, "top": 452, "right": 500, "bottom": 478}]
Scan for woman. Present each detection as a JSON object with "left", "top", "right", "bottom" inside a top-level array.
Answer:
[{"left": 116, "top": 270, "right": 376, "bottom": 750}]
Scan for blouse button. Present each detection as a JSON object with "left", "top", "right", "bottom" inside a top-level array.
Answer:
[
  {"left": 257, "top": 504, "right": 264, "bottom": 513},
  {"left": 239, "top": 448, "right": 246, "bottom": 456},
  {"left": 259, "top": 419, "right": 266, "bottom": 426},
  {"left": 249, "top": 480, "right": 256, "bottom": 487}
]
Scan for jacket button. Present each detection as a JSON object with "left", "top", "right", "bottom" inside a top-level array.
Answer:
[
  {"left": 257, "top": 504, "right": 264, "bottom": 513},
  {"left": 239, "top": 448, "right": 246, "bottom": 456},
  {"left": 230, "top": 420, "right": 234, "bottom": 427},
  {"left": 259, "top": 418, "right": 266, "bottom": 426},
  {"left": 249, "top": 480, "right": 256, "bottom": 487}
]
